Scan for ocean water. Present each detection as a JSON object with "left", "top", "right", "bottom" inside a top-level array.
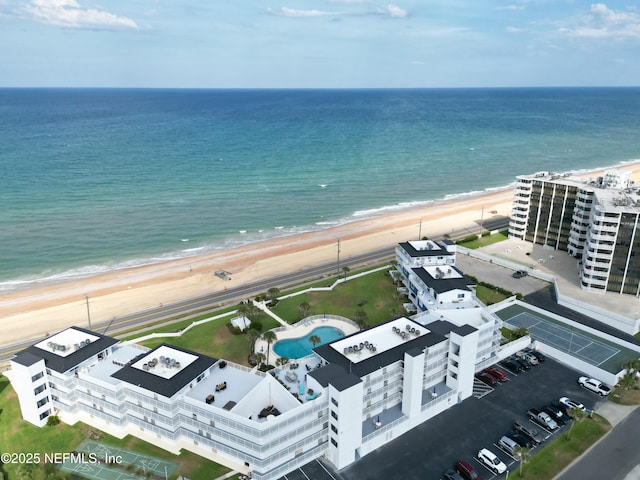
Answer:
[{"left": 2, "top": 87, "right": 640, "bottom": 292}]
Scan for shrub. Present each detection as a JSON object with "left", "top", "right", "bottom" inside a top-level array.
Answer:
[
  {"left": 250, "top": 320, "right": 263, "bottom": 332},
  {"left": 46, "top": 415, "right": 60, "bottom": 426},
  {"left": 225, "top": 322, "right": 243, "bottom": 335}
]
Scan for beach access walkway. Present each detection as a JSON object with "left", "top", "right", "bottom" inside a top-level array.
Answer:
[{"left": 252, "top": 300, "right": 288, "bottom": 328}]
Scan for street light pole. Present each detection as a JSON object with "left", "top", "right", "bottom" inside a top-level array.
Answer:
[
  {"left": 85, "top": 294, "right": 92, "bottom": 330},
  {"left": 418, "top": 220, "right": 422, "bottom": 240}
]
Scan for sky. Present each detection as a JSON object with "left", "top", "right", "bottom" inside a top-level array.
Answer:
[{"left": 1, "top": 0, "right": 639, "bottom": 88}]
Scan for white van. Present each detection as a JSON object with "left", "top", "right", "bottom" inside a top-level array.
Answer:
[{"left": 498, "top": 435, "right": 519, "bottom": 455}]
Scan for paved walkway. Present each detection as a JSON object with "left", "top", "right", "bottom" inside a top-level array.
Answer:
[{"left": 253, "top": 300, "right": 288, "bottom": 327}]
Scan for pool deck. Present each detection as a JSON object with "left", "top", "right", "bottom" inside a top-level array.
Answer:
[
  {"left": 254, "top": 315, "right": 359, "bottom": 365},
  {"left": 252, "top": 315, "right": 359, "bottom": 402}
]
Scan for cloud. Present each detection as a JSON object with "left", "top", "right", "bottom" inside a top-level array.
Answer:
[
  {"left": 506, "top": 26, "right": 527, "bottom": 33},
  {"left": 23, "top": 0, "right": 137, "bottom": 29},
  {"left": 561, "top": 3, "right": 640, "bottom": 39},
  {"left": 378, "top": 3, "right": 407, "bottom": 18},
  {"left": 497, "top": 5, "right": 526, "bottom": 11},
  {"left": 267, "top": 7, "right": 345, "bottom": 17}
]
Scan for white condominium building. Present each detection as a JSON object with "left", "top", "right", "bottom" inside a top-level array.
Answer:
[
  {"left": 9, "top": 289, "right": 502, "bottom": 479},
  {"left": 509, "top": 169, "right": 640, "bottom": 296}
]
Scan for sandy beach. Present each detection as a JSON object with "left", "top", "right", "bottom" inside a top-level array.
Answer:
[{"left": 2, "top": 162, "right": 640, "bottom": 347}]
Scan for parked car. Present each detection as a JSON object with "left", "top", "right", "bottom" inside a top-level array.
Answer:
[
  {"left": 513, "top": 421, "right": 543, "bottom": 444},
  {"left": 508, "top": 432, "right": 534, "bottom": 449},
  {"left": 513, "top": 357, "right": 531, "bottom": 370},
  {"left": 477, "top": 448, "right": 507, "bottom": 474},
  {"left": 475, "top": 372, "right": 497, "bottom": 386},
  {"left": 527, "top": 408, "right": 559, "bottom": 430},
  {"left": 512, "top": 270, "right": 528, "bottom": 278},
  {"left": 484, "top": 366, "right": 508, "bottom": 382},
  {"left": 542, "top": 405, "right": 568, "bottom": 426},
  {"left": 498, "top": 435, "right": 519, "bottom": 455},
  {"left": 444, "top": 468, "right": 465, "bottom": 480},
  {"left": 559, "top": 396, "right": 586, "bottom": 414},
  {"left": 526, "top": 349, "right": 546, "bottom": 362},
  {"left": 515, "top": 350, "right": 539, "bottom": 365},
  {"left": 578, "top": 376, "right": 612, "bottom": 396},
  {"left": 503, "top": 359, "right": 523, "bottom": 373},
  {"left": 455, "top": 459, "right": 484, "bottom": 480}
]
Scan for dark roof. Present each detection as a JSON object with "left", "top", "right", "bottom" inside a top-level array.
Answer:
[
  {"left": 406, "top": 347, "right": 424, "bottom": 358},
  {"left": 313, "top": 319, "right": 447, "bottom": 378},
  {"left": 11, "top": 351, "right": 43, "bottom": 367},
  {"left": 427, "top": 320, "right": 477, "bottom": 338},
  {"left": 412, "top": 266, "right": 473, "bottom": 294},
  {"left": 308, "top": 364, "right": 362, "bottom": 392},
  {"left": 111, "top": 344, "right": 217, "bottom": 398},
  {"left": 452, "top": 324, "right": 478, "bottom": 336},
  {"left": 13, "top": 326, "right": 119, "bottom": 374},
  {"left": 398, "top": 241, "right": 453, "bottom": 258}
]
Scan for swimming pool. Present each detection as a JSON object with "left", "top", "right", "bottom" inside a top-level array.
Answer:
[{"left": 273, "top": 326, "right": 345, "bottom": 359}]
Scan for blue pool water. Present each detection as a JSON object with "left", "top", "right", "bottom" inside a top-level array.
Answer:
[{"left": 273, "top": 326, "right": 345, "bottom": 359}]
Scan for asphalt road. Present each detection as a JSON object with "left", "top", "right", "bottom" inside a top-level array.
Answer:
[
  {"left": 0, "top": 217, "right": 509, "bottom": 365},
  {"left": 0, "top": 246, "right": 395, "bottom": 364}
]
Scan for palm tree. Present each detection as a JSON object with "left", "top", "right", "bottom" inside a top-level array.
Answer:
[
  {"left": 276, "top": 356, "right": 289, "bottom": 368},
  {"left": 566, "top": 406, "right": 586, "bottom": 440},
  {"left": 237, "top": 301, "right": 259, "bottom": 322},
  {"left": 298, "top": 301, "right": 311, "bottom": 319},
  {"left": 619, "top": 372, "right": 638, "bottom": 391},
  {"left": 267, "top": 287, "right": 281, "bottom": 305},
  {"left": 308, "top": 335, "right": 321, "bottom": 349},
  {"left": 261, "top": 330, "right": 278, "bottom": 366},
  {"left": 246, "top": 328, "right": 260, "bottom": 355},
  {"left": 513, "top": 445, "right": 530, "bottom": 477},
  {"left": 354, "top": 309, "right": 369, "bottom": 330},
  {"left": 252, "top": 352, "right": 265, "bottom": 369},
  {"left": 342, "top": 266, "right": 350, "bottom": 281}
]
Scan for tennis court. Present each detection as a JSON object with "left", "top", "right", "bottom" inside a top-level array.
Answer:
[
  {"left": 507, "top": 311, "right": 620, "bottom": 366},
  {"left": 59, "top": 440, "right": 178, "bottom": 480}
]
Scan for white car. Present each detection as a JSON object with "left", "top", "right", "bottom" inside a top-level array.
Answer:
[
  {"left": 559, "top": 396, "right": 586, "bottom": 412},
  {"left": 515, "top": 350, "right": 539, "bottom": 365},
  {"left": 578, "top": 376, "right": 611, "bottom": 396},
  {"left": 478, "top": 448, "right": 507, "bottom": 474}
]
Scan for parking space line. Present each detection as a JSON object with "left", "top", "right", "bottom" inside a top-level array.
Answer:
[
  {"left": 472, "top": 457, "right": 498, "bottom": 478},
  {"left": 493, "top": 443, "right": 517, "bottom": 462}
]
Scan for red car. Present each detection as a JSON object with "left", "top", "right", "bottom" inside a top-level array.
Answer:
[
  {"left": 475, "top": 372, "right": 497, "bottom": 386},
  {"left": 455, "top": 459, "right": 484, "bottom": 480},
  {"left": 484, "top": 366, "right": 508, "bottom": 382}
]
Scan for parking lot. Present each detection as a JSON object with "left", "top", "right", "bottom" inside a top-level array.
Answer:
[{"left": 339, "top": 357, "right": 606, "bottom": 480}]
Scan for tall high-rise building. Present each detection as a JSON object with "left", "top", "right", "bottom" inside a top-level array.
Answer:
[{"left": 509, "top": 169, "right": 640, "bottom": 296}]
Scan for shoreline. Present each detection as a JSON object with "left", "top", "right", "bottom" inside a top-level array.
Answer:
[
  {"left": 2, "top": 161, "right": 640, "bottom": 347},
  {"left": 3, "top": 157, "right": 638, "bottom": 295}
]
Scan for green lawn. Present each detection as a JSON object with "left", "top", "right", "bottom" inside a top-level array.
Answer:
[
  {"left": 457, "top": 230, "right": 509, "bottom": 249},
  {"left": 518, "top": 414, "right": 611, "bottom": 479},
  {"left": 474, "top": 284, "right": 510, "bottom": 305},
  {"left": 138, "top": 310, "right": 280, "bottom": 365},
  {"left": 0, "top": 374, "right": 229, "bottom": 480},
  {"left": 271, "top": 269, "right": 404, "bottom": 327}
]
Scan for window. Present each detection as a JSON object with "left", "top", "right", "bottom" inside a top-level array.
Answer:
[
  {"left": 331, "top": 411, "right": 338, "bottom": 421},
  {"left": 331, "top": 424, "right": 338, "bottom": 434},
  {"left": 331, "top": 438, "right": 338, "bottom": 447},
  {"left": 33, "top": 384, "right": 47, "bottom": 395},
  {"left": 39, "top": 410, "right": 50, "bottom": 420},
  {"left": 31, "top": 372, "right": 44, "bottom": 382},
  {"left": 36, "top": 397, "right": 49, "bottom": 408},
  {"left": 331, "top": 397, "right": 338, "bottom": 407}
]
